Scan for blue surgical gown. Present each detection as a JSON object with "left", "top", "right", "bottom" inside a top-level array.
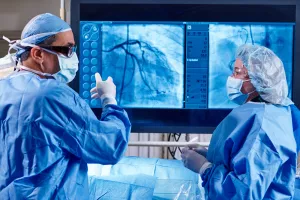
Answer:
[
  {"left": 0, "top": 71, "right": 131, "bottom": 199},
  {"left": 202, "top": 102, "right": 300, "bottom": 200}
]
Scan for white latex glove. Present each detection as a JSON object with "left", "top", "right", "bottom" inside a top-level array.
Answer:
[
  {"left": 90, "top": 73, "right": 117, "bottom": 108},
  {"left": 181, "top": 147, "right": 212, "bottom": 175},
  {"left": 187, "top": 144, "right": 208, "bottom": 158}
]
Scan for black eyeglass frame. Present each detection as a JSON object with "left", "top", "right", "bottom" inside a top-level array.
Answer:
[{"left": 38, "top": 45, "right": 77, "bottom": 58}]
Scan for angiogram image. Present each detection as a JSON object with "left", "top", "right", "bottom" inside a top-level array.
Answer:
[
  {"left": 101, "top": 24, "right": 185, "bottom": 108},
  {"left": 208, "top": 24, "right": 294, "bottom": 108}
]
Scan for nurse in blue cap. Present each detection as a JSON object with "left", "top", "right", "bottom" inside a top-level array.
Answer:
[{"left": 182, "top": 44, "right": 300, "bottom": 200}]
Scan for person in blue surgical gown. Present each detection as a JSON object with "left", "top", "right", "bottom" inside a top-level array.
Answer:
[
  {"left": 0, "top": 13, "right": 131, "bottom": 199},
  {"left": 181, "top": 44, "right": 300, "bottom": 200}
]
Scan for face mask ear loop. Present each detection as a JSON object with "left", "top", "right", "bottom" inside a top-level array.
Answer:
[{"left": 248, "top": 89, "right": 256, "bottom": 95}]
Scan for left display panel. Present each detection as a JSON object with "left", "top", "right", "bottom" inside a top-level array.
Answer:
[{"left": 79, "top": 22, "right": 185, "bottom": 108}]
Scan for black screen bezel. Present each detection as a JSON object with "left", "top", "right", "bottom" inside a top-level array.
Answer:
[{"left": 70, "top": 0, "right": 299, "bottom": 133}]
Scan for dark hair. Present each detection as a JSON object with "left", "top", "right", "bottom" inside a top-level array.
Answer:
[{"left": 20, "top": 35, "right": 56, "bottom": 62}]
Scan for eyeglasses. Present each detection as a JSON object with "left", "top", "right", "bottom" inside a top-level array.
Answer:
[
  {"left": 233, "top": 65, "right": 248, "bottom": 77},
  {"left": 38, "top": 45, "right": 77, "bottom": 58}
]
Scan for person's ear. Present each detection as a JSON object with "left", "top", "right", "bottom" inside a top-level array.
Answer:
[
  {"left": 30, "top": 47, "right": 44, "bottom": 64},
  {"left": 241, "top": 81, "right": 255, "bottom": 94},
  {"left": 30, "top": 47, "right": 49, "bottom": 71}
]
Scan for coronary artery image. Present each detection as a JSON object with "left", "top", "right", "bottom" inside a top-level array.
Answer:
[{"left": 101, "top": 24, "right": 185, "bottom": 108}]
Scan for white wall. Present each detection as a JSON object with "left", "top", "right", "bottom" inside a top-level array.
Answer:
[
  {"left": 0, "top": 0, "right": 71, "bottom": 31},
  {"left": 0, "top": 0, "right": 71, "bottom": 56}
]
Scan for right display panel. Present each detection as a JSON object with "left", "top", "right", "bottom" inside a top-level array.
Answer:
[{"left": 208, "top": 23, "right": 294, "bottom": 108}]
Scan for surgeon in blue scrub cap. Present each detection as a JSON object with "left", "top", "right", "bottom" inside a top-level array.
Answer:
[
  {"left": 182, "top": 44, "right": 300, "bottom": 200},
  {"left": 0, "top": 13, "right": 131, "bottom": 199}
]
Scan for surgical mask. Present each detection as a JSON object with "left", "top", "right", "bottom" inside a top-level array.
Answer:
[
  {"left": 16, "top": 52, "right": 78, "bottom": 83},
  {"left": 226, "top": 76, "right": 255, "bottom": 105},
  {"left": 3, "top": 36, "right": 78, "bottom": 83},
  {"left": 37, "top": 47, "right": 78, "bottom": 83},
  {"left": 52, "top": 53, "right": 79, "bottom": 83}
]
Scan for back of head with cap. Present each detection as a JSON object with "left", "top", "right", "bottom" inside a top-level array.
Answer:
[
  {"left": 236, "top": 44, "right": 293, "bottom": 106},
  {"left": 15, "top": 13, "right": 71, "bottom": 61},
  {"left": 21, "top": 13, "right": 70, "bottom": 45}
]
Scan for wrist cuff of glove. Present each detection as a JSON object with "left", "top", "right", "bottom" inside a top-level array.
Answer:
[
  {"left": 100, "top": 94, "right": 117, "bottom": 108},
  {"left": 199, "top": 161, "right": 212, "bottom": 175}
]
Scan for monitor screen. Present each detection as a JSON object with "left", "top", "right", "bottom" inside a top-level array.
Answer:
[
  {"left": 79, "top": 21, "right": 294, "bottom": 109},
  {"left": 72, "top": 2, "right": 298, "bottom": 133}
]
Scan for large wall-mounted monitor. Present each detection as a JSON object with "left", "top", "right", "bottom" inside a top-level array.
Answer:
[{"left": 71, "top": 0, "right": 300, "bottom": 133}]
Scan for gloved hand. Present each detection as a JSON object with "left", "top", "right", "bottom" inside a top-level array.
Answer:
[
  {"left": 181, "top": 147, "right": 212, "bottom": 175},
  {"left": 90, "top": 73, "right": 117, "bottom": 108},
  {"left": 187, "top": 144, "right": 208, "bottom": 158}
]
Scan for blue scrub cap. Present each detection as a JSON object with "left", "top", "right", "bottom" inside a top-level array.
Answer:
[
  {"left": 236, "top": 44, "right": 293, "bottom": 106},
  {"left": 3, "top": 13, "right": 71, "bottom": 58},
  {"left": 21, "top": 13, "right": 70, "bottom": 45}
]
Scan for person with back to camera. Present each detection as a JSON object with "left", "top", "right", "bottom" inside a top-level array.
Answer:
[{"left": 181, "top": 44, "right": 300, "bottom": 199}]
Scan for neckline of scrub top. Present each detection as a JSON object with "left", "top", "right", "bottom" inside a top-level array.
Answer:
[{"left": 18, "top": 69, "right": 55, "bottom": 80}]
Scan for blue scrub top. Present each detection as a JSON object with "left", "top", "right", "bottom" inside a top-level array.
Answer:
[
  {"left": 0, "top": 71, "right": 131, "bottom": 199},
  {"left": 202, "top": 102, "right": 300, "bottom": 200}
]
